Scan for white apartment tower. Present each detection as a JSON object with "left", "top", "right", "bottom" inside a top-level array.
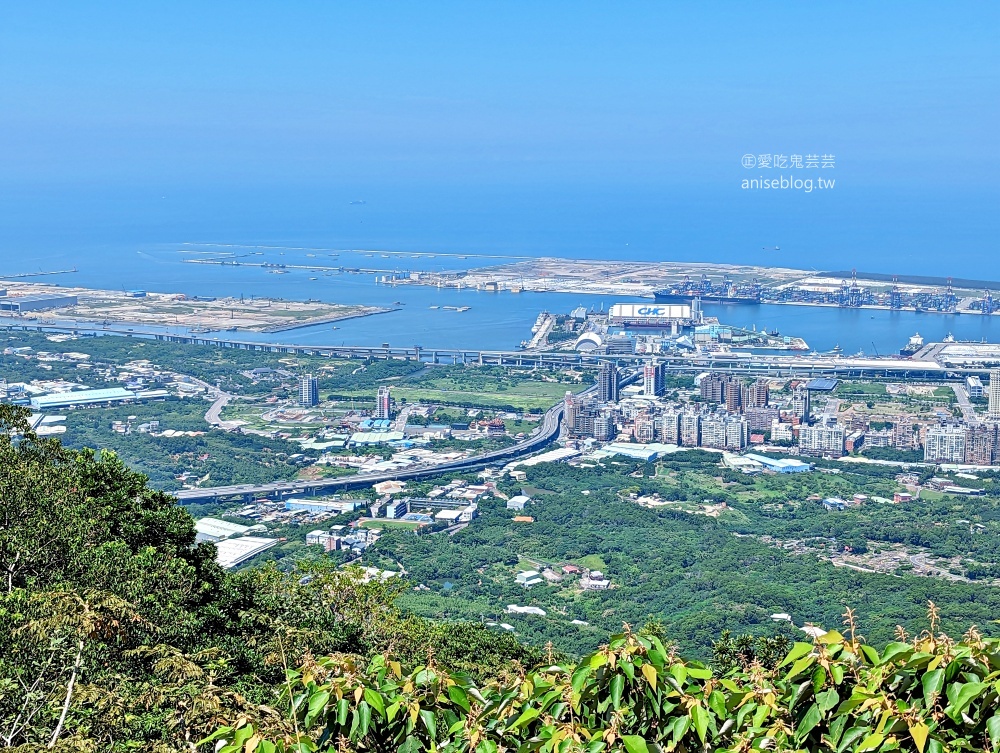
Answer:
[
  {"left": 298, "top": 374, "right": 319, "bottom": 407},
  {"left": 375, "top": 385, "right": 392, "bottom": 420},
  {"left": 989, "top": 369, "right": 1000, "bottom": 419}
]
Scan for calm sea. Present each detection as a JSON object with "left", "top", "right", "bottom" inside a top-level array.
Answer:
[{"left": 1, "top": 183, "right": 997, "bottom": 354}]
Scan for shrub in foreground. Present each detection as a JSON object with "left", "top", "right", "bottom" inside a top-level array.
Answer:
[{"left": 205, "top": 608, "right": 1000, "bottom": 753}]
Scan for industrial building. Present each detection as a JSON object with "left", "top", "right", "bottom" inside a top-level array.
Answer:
[
  {"left": 214, "top": 537, "right": 278, "bottom": 569},
  {"left": 0, "top": 294, "right": 78, "bottom": 313},
  {"left": 29, "top": 387, "right": 136, "bottom": 410},
  {"left": 195, "top": 517, "right": 251, "bottom": 543},
  {"left": 607, "top": 303, "right": 693, "bottom": 330},
  {"left": 506, "top": 495, "right": 530, "bottom": 510},
  {"left": 284, "top": 498, "right": 361, "bottom": 514},
  {"left": 742, "top": 453, "right": 812, "bottom": 473},
  {"left": 966, "top": 375, "right": 984, "bottom": 399},
  {"left": 384, "top": 498, "right": 409, "bottom": 519}
]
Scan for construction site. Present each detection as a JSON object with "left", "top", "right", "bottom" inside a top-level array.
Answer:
[{"left": 0, "top": 282, "right": 393, "bottom": 333}]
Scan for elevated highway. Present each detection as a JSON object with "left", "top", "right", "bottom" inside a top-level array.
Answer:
[
  {"left": 5, "top": 323, "right": 975, "bottom": 379},
  {"left": 173, "top": 391, "right": 569, "bottom": 504}
]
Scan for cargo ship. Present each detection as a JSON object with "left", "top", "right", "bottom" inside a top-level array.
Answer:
[{"left": 654, "top": 274, "right": 761, "bottom": 305}]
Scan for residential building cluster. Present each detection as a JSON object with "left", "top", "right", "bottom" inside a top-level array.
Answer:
[{"left": 564, "top": 364, "right": 1000, "bottom": 466}]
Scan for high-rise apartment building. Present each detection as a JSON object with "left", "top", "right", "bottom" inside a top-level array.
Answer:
[
  {"left": 799, "top": 421, "right": 844, "bottom": 457},
  {"left": 679, "top": 412, "right": 701, "bottom": 447},
  {"left": 657, "top": 411, "right": 681, "bottom": 444},
  {"left": 700, "top": 372, "right": 731, "bottom": 403},
  {"left": 375, "top": 386, "right": 392, "bottom": 420},
  {"left": 298, "top": 374, "right": 319, "bottom": 407},
  {"left": 965, "top": 423, "right": 996, "bottom": 465},
  {"left": 792, "top": 385, "right": 811, "bottom": 420},
  {"left": 633, "top": 414, "right": 655, "bottom": 443},
  {"left": 989, "top": 369, "right": 1000, "bottom": 419},
  {"left": 725, "top": 381, "right": 743, "bottom": 414},
  {"left": 745, "top": 406, "right": 780, "bottom": 432},
  {"left": 593, "top": 413, "right": 616, "bottom": 441},
  {"left": 923, "top": 424, "right": 967, "bottom": 463},
  {"left": 598, "top": 361, "right": 620, "bottom": 403},
  {"left": 642, "top": 360, "right": 664, "bottom": 397},
  {"left": 745, "top": 378, "right": 769, "bottom": 408}
]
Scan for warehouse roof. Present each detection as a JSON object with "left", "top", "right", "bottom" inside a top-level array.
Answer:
[
  {"left": 214, "top": 537, "right": 278, "bottom": 569},
  {"left": 30, "top": 387, "right": 136, "bottom": 409},
  {"left": 805, "top": 378, "right": 839, "bottom": 392}
]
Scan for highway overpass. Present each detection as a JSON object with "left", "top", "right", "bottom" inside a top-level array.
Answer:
[
  {"left": 6, "top": 323, "right": 976, "bottom": 378},
  {"left": 173, "top": 392, "right": 568, "bottom": 504}
]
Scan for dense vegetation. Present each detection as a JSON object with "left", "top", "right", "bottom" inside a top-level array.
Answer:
[
  {"left": 0, "top": 404, "right": 540, "bottom": 751},
  {"left": 5, "top": 398, "right": 1000, "bottom": 750},
  {"left": 210, "top": 614, "right": 1000, "bottom": 753},
  {"left": 369, "top": 453, "right": 1000, "bottom": 657}
]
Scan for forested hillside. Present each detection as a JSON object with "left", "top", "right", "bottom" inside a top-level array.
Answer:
[
  {"left": 4, "top": 402, "right": 1000, "bottom": 752},
  {"left": 0, "top": 404, "right": 538, "bottom": 751}
]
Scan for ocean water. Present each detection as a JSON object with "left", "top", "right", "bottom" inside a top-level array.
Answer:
[{"left": 1, "top": 182, "right": 997, "bottom": 354}]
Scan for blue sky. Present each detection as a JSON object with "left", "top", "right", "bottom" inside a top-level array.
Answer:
[{"left": 0, "top": 2, "right": 997, "bottom": 269}]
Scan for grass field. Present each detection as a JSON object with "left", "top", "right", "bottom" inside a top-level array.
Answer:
[
  {"left": 334, "top": 383, "right": 567, "bottom": 411},
  {"left": 573, "top": 554, "right": 608, "bottom": 572},
  {"left": 360, "top": 519, "right": 422, "bottom": 531}
]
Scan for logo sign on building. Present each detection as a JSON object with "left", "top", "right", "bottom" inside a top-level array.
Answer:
[{"left": 609, "top": 303, "right": 691, "bottom": 320}]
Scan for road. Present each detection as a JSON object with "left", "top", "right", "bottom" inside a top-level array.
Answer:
[
  {"left": 174, "top": 390, "right": 571, "bottom": 503},
  {"left": 186, "top": 375, "right": 241, "bottom": 431},
  {"left": 173, "top": 370, "right": 639, "bottom": 504},
  {"left": 953, "top": 384, "right": 979, "bottom": 424}
]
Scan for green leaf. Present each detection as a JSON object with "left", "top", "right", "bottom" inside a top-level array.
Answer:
[
  {"left": 831, "top": 663, "right": 845, "bottom": 685},
  {"left": 946, "top": 681, "right": 987, "bottom": 718},
  {"left": 610, "top": 674, "right": 625, "bottom": 709},
  {"left": 878, "top": 642, "right": 914, "bottom": 666},
  {"left": 670, "top": 663, "right": 687, "bottom": 685},
  {"left": 571, "top": 665, "right": 592, "bottom": 694},
  {"left": 922, "top": 669, "right": 944, "bottom": 706},
  {"left": 399, "top": 737, "right": 421, "bottom": 753},
  {"left": 988, "top": 716, "right": 1000, "bottom": 750},
  {"left": 622, "top": 735, "right": 649, "bottom": 753},
  {"left": 817, "top": 688, "right": 840, "bottom": 712},
  {"left": 691, "top": 703, "right": 709, "bottom": 744},
  {"left": 356, "top": 701, "right": 372, "bottom": 738},
  {"left": 860, "top": 645, "right": 880, "bottom": 664},
  {"left": 828, "top": 714, "right": 849, "bottom": 747},
  {"left": 796, "top": 703, "right": 822, "bottom": 742},
  {"left": 363, "top": 688, "right": 385, "bottom": 718},
  {"left": 708, "top": 689, "right": 728, "bottom": 719},
  {"left": 508, "top": 706, "right": 540, "bottom": 731},
  {"left": 779, "top": 642, "right": 816, "bottom": 668},
  {"left": 419, "top": 708, "right": 436, "bottom": 739},
  {"left": 448, "top": 684, "right": 470, "bottom": 713},
  {"left": 336, "top": 698, "right": 349, "bottom": 726},
  {"left": 838, "top": 726, "right": 870, "bottom": 753},
  {"left": 687, "top": 666, "right": 712, "bottom": 680},
  {"left": 787, "top": 655, "right": 816, "bottom": 678},
  {"left": 304, "top": 690, "right": 330, "bottom": 729}
]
